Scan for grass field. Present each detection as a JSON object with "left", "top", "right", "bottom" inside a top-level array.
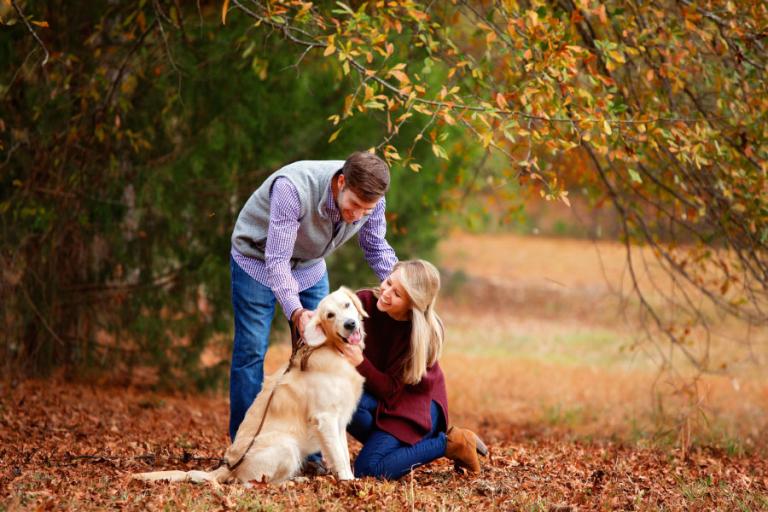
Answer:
[
  {"left": 2, "top": 232, "right": 767, "bottom": 510},
  {"left": 437, "top": 232, "right": 768, "bottom": 450}
]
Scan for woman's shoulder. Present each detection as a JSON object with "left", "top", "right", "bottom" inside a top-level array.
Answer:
[{"left": 356, "top": 288, "right": 377, "bottom": 310}]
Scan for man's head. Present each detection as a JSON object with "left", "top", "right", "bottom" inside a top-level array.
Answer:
[{"left": 336, "top": 151, "right": 390, "bottom": 223}]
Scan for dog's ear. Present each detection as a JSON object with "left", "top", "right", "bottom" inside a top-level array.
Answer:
[
  {"left": 302, "top": 315, "right": 326, "bottom": 347},
  {"left": 341, "top": 287, "right": 368, "bottom": 319}
]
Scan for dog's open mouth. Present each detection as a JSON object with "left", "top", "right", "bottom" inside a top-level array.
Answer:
[{"left": 340, "top": 330, "right": 362, "bottom": 346}]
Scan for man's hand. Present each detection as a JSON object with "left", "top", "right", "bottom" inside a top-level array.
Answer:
[
  {"left": 291, "top": 308, "right": 314, "bottom": 335},
  {"left": 338, "top": 343, "right": 364, "bottom": 367}
]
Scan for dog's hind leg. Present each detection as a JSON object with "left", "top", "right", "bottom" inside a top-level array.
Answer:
[{"left": 234, "top": 437, "right": 301, "bottom": 484}]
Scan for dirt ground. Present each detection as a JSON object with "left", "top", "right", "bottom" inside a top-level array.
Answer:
[{"left": 2, "top": 233, "right": 767, "bottom": 510}]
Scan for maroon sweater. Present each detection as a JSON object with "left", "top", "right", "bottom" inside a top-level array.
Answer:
[{"left": 355, "top": 289, "right": 449, "bottom": 445}]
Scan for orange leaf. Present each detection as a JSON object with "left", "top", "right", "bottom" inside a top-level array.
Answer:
[
  {"left": 595, "top": 4, "right": 607, "bottom": 24},
  {"left": 221, "top": 0, "right": 230, "bottom": 25}
]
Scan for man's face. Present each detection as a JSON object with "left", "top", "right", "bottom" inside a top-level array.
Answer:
[{"left": 336, "top": 174, "right": 379, "bottom": 223}]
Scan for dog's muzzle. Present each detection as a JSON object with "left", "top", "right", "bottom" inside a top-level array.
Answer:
[{"left": 340, "top": 326, "right": 362, "bottom": 346}]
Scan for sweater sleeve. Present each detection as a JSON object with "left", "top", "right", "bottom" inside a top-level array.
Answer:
[{"left": 356, "top": 357, "right": 405, "bottom": 402}]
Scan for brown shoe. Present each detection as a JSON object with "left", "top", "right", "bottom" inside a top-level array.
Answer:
[{"left": 445, "top": 426, "right": 488, "bottom": 473}]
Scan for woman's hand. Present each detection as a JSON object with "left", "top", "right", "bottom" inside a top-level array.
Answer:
[{"left": 338, "top": 343, "right": 364, "bottom": 367}]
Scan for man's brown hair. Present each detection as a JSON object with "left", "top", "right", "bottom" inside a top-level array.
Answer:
[{"left": 342, "top": 151, "right": 390, "bottom": 202}]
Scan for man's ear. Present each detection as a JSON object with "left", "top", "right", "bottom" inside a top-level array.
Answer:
[
  {"left": 302, "top": 316, "right": 326, "bottom": 347},
  {"left": 342, "top": 287, "right": 368, "bottom": 319}
]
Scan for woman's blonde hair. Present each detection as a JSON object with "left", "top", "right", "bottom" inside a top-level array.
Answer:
[{"left": 392, "top": 259, "right": 444, "bottom": 385}]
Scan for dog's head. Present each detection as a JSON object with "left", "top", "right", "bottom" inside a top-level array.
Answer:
[{"left": 302, "top": 287, "right": 368, "bottom": 350}]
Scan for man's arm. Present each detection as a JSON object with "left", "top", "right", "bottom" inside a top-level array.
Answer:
[
  {"left": 358, "top": 197, "right": 398, "bottom": 280},
  {"left": 264, "top": 178, "right": 304, "bottom": 321}
]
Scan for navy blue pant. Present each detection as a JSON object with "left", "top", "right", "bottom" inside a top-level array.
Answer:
[
  {"left": 347, "top": 392, "right": 447, "bottom": 479},
  {"left": 229, "top": 256, "right": 329, "bottom": 441}
]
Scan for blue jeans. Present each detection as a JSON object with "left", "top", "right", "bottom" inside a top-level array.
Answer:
[
  {"left": 229, "top": 256, "right": 329, "bottom": 441},
  {"left": 347, "top": 392, "right": 447, "bottom": 480}
]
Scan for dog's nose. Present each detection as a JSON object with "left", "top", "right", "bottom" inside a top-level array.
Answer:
[{"left": 343, "top": 319, "right": 357, "bottom": 331}]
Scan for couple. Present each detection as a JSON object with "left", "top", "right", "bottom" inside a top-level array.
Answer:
[{"left": 230, "top": 152, "right": 486, "bottom": 479}]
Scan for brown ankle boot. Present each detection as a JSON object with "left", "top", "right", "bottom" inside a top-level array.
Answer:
[{"left": 445, "top": 426, "right": 488, "bottom": 473}]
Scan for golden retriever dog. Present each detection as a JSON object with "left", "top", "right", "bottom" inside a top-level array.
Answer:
[{"left": 133, "top": 287, "right": 366, "bottom": 485}]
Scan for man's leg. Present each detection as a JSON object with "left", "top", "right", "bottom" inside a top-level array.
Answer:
[
  {"left": 229, "top": 256, "right": 276, "bottom": 441},
  {"left": 298, "top": 271, "right": 330, "bottom": 311}
]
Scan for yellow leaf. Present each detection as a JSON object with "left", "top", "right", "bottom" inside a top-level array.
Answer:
[
  {"left": 323, "top": 44, "right": 336, "bottom": 56},
  {"left": 495, "top": 92, "right": 508, "bottom": 109},
  {"left": 221, "top": 0, "right": 229, "bottom": 25},
  {"left": 608, "top": 50, "right": 625, "bottom": 64},
  {"left": 328, "top": 128, "right": 342, "bottom": 143},
  {"left": 603, "top": 120, "right": 612, "bottom": 135}
]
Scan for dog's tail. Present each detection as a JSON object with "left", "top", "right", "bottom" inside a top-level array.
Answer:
[{"left": 132, "top": 466, "right": 229, "bottom": 484}]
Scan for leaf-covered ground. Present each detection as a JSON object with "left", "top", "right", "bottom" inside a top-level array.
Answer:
[{"left": 2, "top": 379, "right": 767, "bottom": 511}]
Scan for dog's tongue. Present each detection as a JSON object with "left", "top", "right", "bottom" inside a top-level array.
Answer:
[{"left": 347, "top": 331, "right": 362, "bottom": 345}]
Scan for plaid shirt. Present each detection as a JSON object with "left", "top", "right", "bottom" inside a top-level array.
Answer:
[{"left": 232, "top": 177, "right": 397, "bottom": 319}]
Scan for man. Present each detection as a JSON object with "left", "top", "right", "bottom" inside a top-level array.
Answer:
[{"left": 229, "top": 151, "right": 398, "bottom": 440}]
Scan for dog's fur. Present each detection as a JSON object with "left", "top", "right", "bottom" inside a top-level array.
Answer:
[{"left": 132, "top": 287, "right": 367, "bottom": 485}]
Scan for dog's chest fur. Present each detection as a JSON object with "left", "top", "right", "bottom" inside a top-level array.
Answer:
[{"left": 301, "top": 347, "right": 365, "bottom": 416}]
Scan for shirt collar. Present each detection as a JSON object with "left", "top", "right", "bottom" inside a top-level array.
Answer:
[{"left": 325, "top": 179, "right": 341, "bottom": 225}]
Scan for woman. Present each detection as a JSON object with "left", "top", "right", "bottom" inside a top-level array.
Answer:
[{"left": 339, "top": 259, "right": 487, "bottom": 479}]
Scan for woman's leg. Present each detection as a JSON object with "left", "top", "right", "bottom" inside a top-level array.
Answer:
[
  {"left": 354, "top": 401, "right": 447, "bottom": 480},
  {"left": 347, "top": 392, "right": 379, "bottom": 444}
]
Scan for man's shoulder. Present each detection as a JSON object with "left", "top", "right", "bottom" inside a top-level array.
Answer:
[{"left": 278, "top": 160, "right": 346, "bottom": 175}]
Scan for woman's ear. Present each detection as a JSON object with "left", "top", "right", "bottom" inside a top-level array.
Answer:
[
  {"left": 342, "top": 287, "right": 369, "bottom": 319},
  {"left": 302, "top": 315, "right": 326, "bottom": 347}
]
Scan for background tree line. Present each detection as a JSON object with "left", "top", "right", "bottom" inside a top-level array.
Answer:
[
  {"left": 2, "top": 0, "right": 766, "bottom": 387},
  {"left": 0, "top": 0, "right": 474, "bottom": 386}
]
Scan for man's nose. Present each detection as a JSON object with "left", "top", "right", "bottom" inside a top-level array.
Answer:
[{"left": 343, "top": 319, "right": 357, "bottom": 331}]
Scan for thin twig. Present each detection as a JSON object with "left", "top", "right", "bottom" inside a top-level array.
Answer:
[{"left": 10, "top": 0, "right": 49, "bottom": 66}]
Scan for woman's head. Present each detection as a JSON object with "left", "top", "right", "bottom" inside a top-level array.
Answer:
[{"left": 377, "top": 259, "right": 444, "bottom": 384}]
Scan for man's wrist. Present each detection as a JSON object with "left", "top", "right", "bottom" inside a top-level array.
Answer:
[{"left": 291, "top": 307, "right": 305, "bottom": 324}]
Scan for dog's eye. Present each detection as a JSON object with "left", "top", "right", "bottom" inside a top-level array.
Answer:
[
  {"left": 327, "top": 312, "right": 335, "bottom": 319},
  {"left": 344, "top": 302, "right": 351, "bottom": 309}
]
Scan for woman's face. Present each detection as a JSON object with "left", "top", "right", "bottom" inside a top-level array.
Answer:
[{"left": 377, "top": 269, "right": 412, "bottom": 320}]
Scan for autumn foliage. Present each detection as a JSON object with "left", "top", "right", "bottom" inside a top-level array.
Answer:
[{"left": 2, "top": 2, "right": 767, "bottom": 383}]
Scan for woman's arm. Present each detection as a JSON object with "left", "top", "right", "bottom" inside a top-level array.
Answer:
[{"left": 356, "top": 356, "right": 405, "bottom": 402}]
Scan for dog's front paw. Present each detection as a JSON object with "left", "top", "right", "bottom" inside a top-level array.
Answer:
[{"left": 336, "top": 470, "right": 355, "bottom": 481}]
